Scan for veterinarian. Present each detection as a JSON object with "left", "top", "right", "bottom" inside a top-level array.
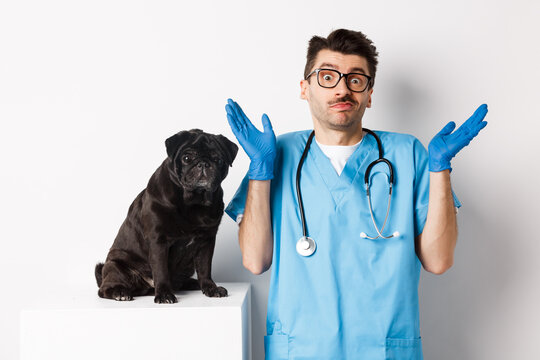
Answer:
[{"left": 224, "top": 29, "right": 487, "bottom": 360}]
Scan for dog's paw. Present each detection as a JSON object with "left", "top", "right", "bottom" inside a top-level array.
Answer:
[
  {"left": 110, "top": 286, "right": 133, "bottom": 301},
  {"left": 202, "top": 285, "right": 228, "bottom": 298},
  {"left": 154, "top": 291, "right": 178, "bottom": 304}
]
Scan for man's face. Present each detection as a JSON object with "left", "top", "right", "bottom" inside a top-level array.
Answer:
[{"left": 300, "top": 49, "right": 373, "bottom": 132}]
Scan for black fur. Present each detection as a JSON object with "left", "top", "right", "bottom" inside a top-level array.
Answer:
[{"left": 95, "top": 129, "right": 238, "bottom": 303}]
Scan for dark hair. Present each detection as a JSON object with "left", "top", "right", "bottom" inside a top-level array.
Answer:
[{"left": 304, "top": 29, "right": 379, "bottom": 88}]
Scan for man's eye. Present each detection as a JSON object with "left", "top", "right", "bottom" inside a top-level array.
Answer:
[{"left": 323, "top": 75, "right": 333, "bottom": 81}]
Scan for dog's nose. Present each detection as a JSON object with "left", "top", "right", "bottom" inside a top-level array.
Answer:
[{"left": 197, "top": 161, "right": 210, "bottom": 169}]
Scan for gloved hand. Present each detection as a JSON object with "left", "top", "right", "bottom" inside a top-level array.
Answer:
[
  {"left": 428, "top": 104, "right": 488, "bottom": 172},
  {"left": 225, "top": 98, "right": 276, "bottom": 180}
]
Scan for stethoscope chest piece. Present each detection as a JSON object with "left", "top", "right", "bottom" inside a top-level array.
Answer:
[{"left": 296, "top": 236, "right": 316, "bottom": 257}]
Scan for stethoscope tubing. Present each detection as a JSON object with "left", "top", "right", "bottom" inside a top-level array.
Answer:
[{"left": 296, "top": 131, "right": 316, "bottom": 239}]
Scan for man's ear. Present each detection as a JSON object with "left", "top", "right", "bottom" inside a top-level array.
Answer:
[
  {"left": 300, "top": 79, "right": 308, "bottom": 100},
  {"left": 165, "top": 130, "right": 193, "bottom": 160},
  {"left": 366, "top": 88, "right": 373, "bottom": 108},
  {"left": 213, "top": 134, "right": 239, "bottom": 167}
]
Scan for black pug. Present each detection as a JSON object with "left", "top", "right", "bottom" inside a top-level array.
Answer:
[{"left": 95, "top": 129, "right": 238, "bottom": 303}]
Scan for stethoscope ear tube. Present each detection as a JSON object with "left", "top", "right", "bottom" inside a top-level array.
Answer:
[
  {"left": 362, "top": 130, "right": 397, "bottom": 240},
  {"left": 365, "top": 180, "right": 397, "bottom": 239}
]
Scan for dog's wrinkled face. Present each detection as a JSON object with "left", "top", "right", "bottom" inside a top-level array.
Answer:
[{"left": 165, "top": 129, "right": 238, "bottom": 206}]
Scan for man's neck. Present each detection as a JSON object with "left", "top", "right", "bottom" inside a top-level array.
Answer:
[{"left": 313, "top": 123, "right": 364, "bottom": 146}]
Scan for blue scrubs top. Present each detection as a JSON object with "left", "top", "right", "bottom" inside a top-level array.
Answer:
[{"left": 226, "top": 130, "right": 461, "bottom": 360}]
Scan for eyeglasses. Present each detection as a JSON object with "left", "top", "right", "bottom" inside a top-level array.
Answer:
[{"left": 305, "top": 68, "right": 372, "bottom": 93}]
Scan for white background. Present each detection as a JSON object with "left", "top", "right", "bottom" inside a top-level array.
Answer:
[{"left": 1, "top": 0, "right": 539, "bottom": 359}]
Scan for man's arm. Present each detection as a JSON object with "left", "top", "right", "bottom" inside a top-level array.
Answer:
[
  {"left": 225, "top": 98, "right": 276, "bottom": 275},
  {"left": 415, "top": 170, "right": 457, "bottom": 274},
  {"left": 417, "top": 104, "right": 488, "bottom": 274},
  {"left": 238, "top": 180, "right": 273, "bottom": 275}
]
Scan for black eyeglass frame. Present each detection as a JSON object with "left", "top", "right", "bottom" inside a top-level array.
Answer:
[{"left": 305, "top": 68, "right": 372, "bottom": 93}]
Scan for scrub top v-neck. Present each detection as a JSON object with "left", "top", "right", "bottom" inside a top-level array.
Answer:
[{"left": 315, "top": 136, "right": 363, "bottom": 176}]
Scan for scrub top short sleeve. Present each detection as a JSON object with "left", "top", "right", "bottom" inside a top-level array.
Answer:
[{"left": 225, "top": 171, "right": 249, "bottom": 224}]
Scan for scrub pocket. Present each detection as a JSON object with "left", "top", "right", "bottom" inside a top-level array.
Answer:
[
  {"left": 264, "top": 334, "right": 289, "bottom": 360},
  {"left": 385, "top": 337, "right": 423, "bottom": 360}
]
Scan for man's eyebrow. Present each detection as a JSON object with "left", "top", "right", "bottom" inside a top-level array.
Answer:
[
  {"left": 318, "top": 62, "right": 367, "bottom": 74},
  {"left": 318, "top": 62, "right": 338, "bottom": 69}
]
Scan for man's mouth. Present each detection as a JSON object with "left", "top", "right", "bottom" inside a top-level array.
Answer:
[{"left": 330, "top": 102, "right": 354, "bottom": 110}]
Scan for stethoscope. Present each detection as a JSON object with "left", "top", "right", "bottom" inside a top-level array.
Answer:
[{"left": 296, "top": 129, "right": 400, "bottom": 257}]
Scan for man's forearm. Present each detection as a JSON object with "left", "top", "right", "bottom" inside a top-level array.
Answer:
[
  {"left": 416, "top": 170, "right": 458, "bottom": 274},
  {"left": 238, "top": 180, "right": 273, "bottom": 274}
]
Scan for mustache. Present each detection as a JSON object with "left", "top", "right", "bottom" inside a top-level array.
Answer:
[{"left": 329, "top": 96, "right": 357, "bottom": 106}]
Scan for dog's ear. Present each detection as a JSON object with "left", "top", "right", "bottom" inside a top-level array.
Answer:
[
  {"left": 213, "top": 134, "right": 239, "bottom": 167},
  {"left": 165, "top": 131, "right": 193, "bottom": 160}
]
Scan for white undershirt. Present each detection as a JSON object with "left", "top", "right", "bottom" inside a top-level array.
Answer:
[{"left": 315, "top": 137, "right": 363, "bottom": 176}]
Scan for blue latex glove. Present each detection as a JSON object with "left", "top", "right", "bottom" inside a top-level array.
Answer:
[
  {"left": 428, "top": 104, "right": 488, "bottom": 172},
  {"left": 225, "top": 98, "right": 276, "bottom": 180}
]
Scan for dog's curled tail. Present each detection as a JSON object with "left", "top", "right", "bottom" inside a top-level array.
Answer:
[{"left": 95, "top": 262, "right": 105, "bottom": 287}]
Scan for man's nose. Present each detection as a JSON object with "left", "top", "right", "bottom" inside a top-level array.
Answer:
[{"left": 333, "top": 77, "right": 352, "bottom": 95}]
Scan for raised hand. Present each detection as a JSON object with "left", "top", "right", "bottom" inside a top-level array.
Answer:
[
  {"left": 225, "top": 98, "right": 277, "bottom": 180},
  {"left": 428, "top": 104, "right": 488, "bottom": 172}
]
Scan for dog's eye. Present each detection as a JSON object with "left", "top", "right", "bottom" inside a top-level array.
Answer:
[{"left": 182, "top": 155, "right": 192, "bottom": 163}]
